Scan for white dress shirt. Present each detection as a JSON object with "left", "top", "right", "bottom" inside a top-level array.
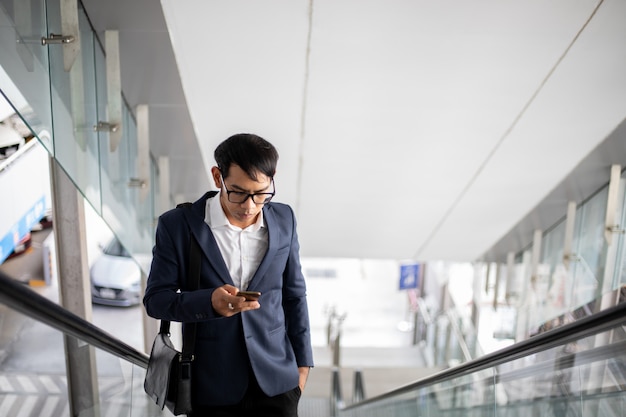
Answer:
[{"left": 204, "top": 194, "right": 268, "bottom": 290}]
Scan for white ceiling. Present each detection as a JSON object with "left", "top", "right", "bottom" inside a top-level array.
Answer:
[{"left": 83, "top": 0, "right": 626, "bottom": 262}]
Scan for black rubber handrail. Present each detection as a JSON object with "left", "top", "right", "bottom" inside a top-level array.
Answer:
[
  {"left": 343, "top": 299, "right": 626, "bottom": 410},
  {"left": 0, "top": 269, "right": 149, "bottom": 368}
]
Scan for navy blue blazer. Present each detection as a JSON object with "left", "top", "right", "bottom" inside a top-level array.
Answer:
[{"left": 144, "top": 191, "right": 314, "bottom": 406}]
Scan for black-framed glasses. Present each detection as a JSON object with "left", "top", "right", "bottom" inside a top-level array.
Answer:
[{"left": 221, "top": 177, "right": 275, "bottom": 205}]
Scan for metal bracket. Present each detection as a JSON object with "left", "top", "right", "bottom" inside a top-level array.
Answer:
[
  {"left": 41, "top": 34, "right": 75, "bottom": 45},
  {"left": 93, "top": 122, "right": 119, "bottom": 133},
  {"left": 606, "top": 225, "right": 626, "bottom": 234},
  {"left": 562, "top": 201, "right": 577, "bottom": 271},
  {"left": 128, "top": 178, "right": 147, "bottom": 188}
]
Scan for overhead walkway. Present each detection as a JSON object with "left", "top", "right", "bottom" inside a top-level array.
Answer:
[{"left": 1, "top": 268, "right": 624, "bottom": 417}]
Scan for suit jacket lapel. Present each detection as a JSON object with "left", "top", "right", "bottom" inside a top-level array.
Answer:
[
  {"left": 247, "top": 205, "right": 278, "bottom": 289},
  {"left": 182, "top": 192, "right": 233, "bottom": 286}
]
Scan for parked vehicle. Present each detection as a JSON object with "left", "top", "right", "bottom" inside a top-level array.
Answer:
[
  {"left": 0, "top": 124, "right": 25, "bottom": 160},
  {"left": 90, "top": 238, "right": 141, "bottom": 307}
]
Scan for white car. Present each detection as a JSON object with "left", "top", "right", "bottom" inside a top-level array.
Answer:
[{"left": 90, "top": 238, "right": 141, "bottom": 307}]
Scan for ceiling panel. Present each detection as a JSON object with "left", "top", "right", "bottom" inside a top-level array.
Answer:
[{"left": 83, "top": 0, "right": 625, "bottom": 261}]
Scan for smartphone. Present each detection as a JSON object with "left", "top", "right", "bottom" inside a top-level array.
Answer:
[{"left": 237, "top": 291, "right": 261, "bottom": 301}]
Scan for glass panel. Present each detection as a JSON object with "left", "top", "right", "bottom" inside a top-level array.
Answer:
[
  {"left": 0, "top": 0, "right": 54, "bottom": 153},
  {"left": 132, "top": 151, "right": 156, "bottom": 256},
  {"left": 539, "top": 220, "right": 571, "bottom": 322},
  {"left": 46, "top": 1, "right": 102, "bottom": 211},
  {"left": 99, "top": 104, "right": 143, "bottom": 251},
  {"left": 496, "top": 329, "right": 626, "bottom": 417},
  {"left": 612, "top": 172, "right": 626, "bottom": 289},
  {"left": 571, "top": 188, "right": 608, "bottom": 309},
  {"left": 94, "top": 340, "right": 161, "bottom": 416},
  {"left": 541, "top": 220, "right": 566, "bottom": 271},
  {"left": 497, "top": 346, "right": 581, "bottom": 416},
  {"left": 0, "top": 284, "right": 168, "bottom": 416},
  {"left": 341, "top": 311, "right": 626, "bottom": 416},
  {"left": 1, "top": 0, "right": 156, "bottom": 273},
  {"left": 121, "top": 106, "right": 154, "bottom": 255},
  {"left": 0, "top": 302, "right": 69, "bottom": 415},
  {"left": 341, "top": 389, "right": 418, "bottom": 417}
]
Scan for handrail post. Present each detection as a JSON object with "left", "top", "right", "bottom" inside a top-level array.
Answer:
[
  {"left": 327, "top": 305, "right": 346, "bottom": 416},
  {"left": 353, "top": 369, "right": 366, "bottom": 403},
  {"left": 332, "top": 331, "right": 341, "bottom": 367},
  {"left": 330, "top": 367, "right": 344, "bottom": 416},
  {"left": 326, "top": 305, "right": 346, "bottom": 367}
]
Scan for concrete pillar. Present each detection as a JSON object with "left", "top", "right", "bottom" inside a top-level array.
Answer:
[
  {"left": 141, "top": 269, "right": 158, "bottom": 354},
  {"left": 139, "top": 156, "right": 171, "bottom": 353},
  {"left": 49, "top": 157, "right": 100, "bottom": 417}
]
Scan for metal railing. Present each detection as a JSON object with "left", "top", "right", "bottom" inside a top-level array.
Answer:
[{"left": 0, "top": 269, "right": 148, "bottom": 367}]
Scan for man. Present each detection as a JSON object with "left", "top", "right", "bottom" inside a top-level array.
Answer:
[{"left": 144, "top": 133, "right": 313, "bottom": 416}]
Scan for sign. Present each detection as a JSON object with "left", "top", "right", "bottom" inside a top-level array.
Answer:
[
  {"left": 399, "top": 263, "right": 420, "bottom": 290},
  {"left": 0, "top": 196, "right": 47, "bottom": 264}
]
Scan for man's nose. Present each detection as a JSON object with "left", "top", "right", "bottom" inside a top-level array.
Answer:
[{"left": 241, "top": 196, "right": 256, "bottom": 208}]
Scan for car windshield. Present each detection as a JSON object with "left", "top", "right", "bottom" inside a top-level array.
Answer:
[{"left": 103, "top": 238, "right": 130, "bottom": 257}]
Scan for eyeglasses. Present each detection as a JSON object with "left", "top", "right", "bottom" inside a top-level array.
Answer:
[{"left": 221, "top": 177, "right": 275, "bottom": 205}]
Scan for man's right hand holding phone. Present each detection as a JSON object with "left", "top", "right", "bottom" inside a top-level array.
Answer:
[{"left": 212, "top": 284, "right": 261, "bottom": 316}]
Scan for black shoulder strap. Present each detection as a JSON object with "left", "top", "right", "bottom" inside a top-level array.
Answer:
[
  {"left": 158, "top": 202, "right": 200, "bottom": 362},
  {"left": 181, "top": 235, "right": 200, "bottom": 360}
]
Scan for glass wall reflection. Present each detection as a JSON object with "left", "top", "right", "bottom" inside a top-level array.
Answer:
[{"left": 0, "top": 0, "right": 157, "bottom": 267}]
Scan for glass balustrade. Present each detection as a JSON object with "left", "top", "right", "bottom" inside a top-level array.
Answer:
[
  {"left": 340, "top": 304, "right": 626, "bottom": 417},
  {"left": 0, "top": 292, "right": 169, "bottom": 416},
  {"left": 0, "top": 0, "right": 157, "bottom": 270}
]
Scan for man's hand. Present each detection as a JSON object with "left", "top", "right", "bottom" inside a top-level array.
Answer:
[
  {"left": 211, "top": 284, "right": 261, "bottom": 317},
  {"left": 298, "top": 366, "right": 310, "bottom": 392}
]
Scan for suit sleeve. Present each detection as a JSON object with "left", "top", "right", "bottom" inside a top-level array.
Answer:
[
  {"left": 281, "top": 206, "right": 314, "bottom": 368},
  {"left": 143, "top": 211, "right": 221, "bottom": 322}
]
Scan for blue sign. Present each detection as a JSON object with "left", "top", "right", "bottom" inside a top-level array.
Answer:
[
  {"left": 0, "top": 196, "right": 47, "bottom": 264},
  {"left": 399, "top": 263, "right": 420, "bottom": 290}
]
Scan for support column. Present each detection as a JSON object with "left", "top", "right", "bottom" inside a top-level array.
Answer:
[
  {"left": 141, "top": 268, "right": 158, "bottom": 354},
  {"left": 470, "top": 263, "right": 484, "bottom": 337},
  {"left": 599, "top": 164, "right": 624, "bottom": 298},
  {"left": 137, "top": 104, "right": 157, "bottom": 353},
  {"left": 50, "top": 157, "right": 100, "bottom": 417}
]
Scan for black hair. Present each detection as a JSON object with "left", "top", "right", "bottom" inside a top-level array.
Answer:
[{"left": 214, "top": 133, "right": 279, "bottom": 180}]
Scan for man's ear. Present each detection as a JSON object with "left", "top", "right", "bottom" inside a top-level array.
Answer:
[{"left": 210, "top": 166, "right": 222, "bottom": 188}]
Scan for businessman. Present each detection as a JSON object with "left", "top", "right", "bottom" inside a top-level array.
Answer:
[{"left": 144, "top": 133, "right": 313, "bottom": 416}]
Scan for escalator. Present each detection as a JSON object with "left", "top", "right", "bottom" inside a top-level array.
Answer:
[
  {"left": 1, "top": 267, "right": 625, "bottom": 417},
  {"left": 340, "top": 298, "right": 626, "bottom": 417},
  {"left": 0, "top": 269, "right": 156, "bottom": 416}
]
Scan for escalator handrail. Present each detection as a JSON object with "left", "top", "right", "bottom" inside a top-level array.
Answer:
[
  {"left": 0, "top": 269, "right": 149, "bottom": 368},
  {"left": 343, "top": 300, "right": 626, "bottom": 410}
]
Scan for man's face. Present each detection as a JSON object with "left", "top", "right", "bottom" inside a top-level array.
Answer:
[{"left": 211, "top": 164, "right": 273, "bottom": 229}]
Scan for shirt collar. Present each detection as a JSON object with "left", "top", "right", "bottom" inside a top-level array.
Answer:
[{"left": 206, "top": 192, "right": 265, "bottom": 231}]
